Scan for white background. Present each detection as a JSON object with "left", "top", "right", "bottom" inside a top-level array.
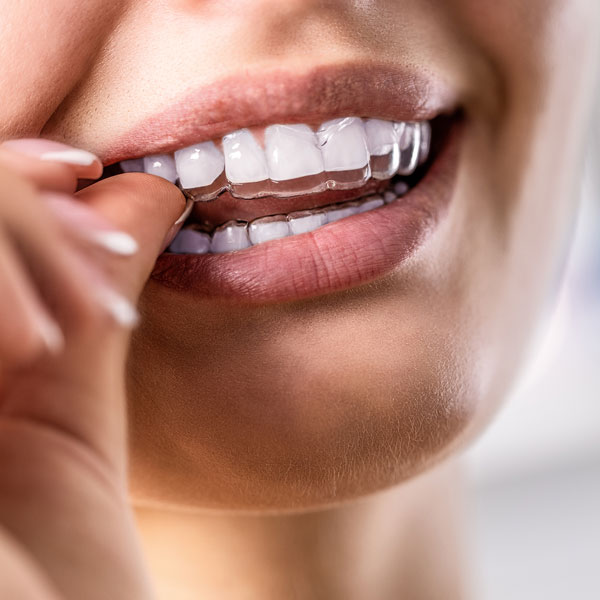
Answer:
[{"left": 465, "top": 103, "right": 600, "bottom": 598}]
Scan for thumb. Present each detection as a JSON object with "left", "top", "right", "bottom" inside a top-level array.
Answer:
[
  {"left": 0, "top": 174, "right": 188, "bottom": 484},
  {"left": 75, "top": 172, "right": 188, "bottom": 302}
]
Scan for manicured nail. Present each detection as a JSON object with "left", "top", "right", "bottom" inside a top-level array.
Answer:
[
  {"left": 1, "top": 139, "right": 103, "bottom": 178},
  {"left": 94, "top": 287, "right": 140, "bottom": 328},
  {"left": 39, "top": 149, "right": 98, "bottom": 166},
  {"left": 85, "top": 231, "right": 139, "bottom": 256},
  {"left": 37, "top": 313, "right": 65, "bottom": 355},
  {"left": 161, "top": 198, "right": 193, "bottom": 253}
]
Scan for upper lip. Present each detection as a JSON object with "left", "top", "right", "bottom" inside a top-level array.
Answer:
[{"left": 104, "top": 62, "right": 458, "bottom": 165}]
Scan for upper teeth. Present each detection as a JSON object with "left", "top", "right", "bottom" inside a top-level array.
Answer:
[{"left": 120, "top": 117, "right": 431, "bottom": 201}]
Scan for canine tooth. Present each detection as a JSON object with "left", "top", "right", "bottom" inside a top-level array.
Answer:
[
  {"left": 418, "top": 121, "right": 431, "bottom": 164},
  {"left": 365, "top": 119, "right": 397, "bottom": 155},
  {"left": 143, "top": 154, "right": 178, "bottom": 182},
  {"left": 317, "top": 117, "right": 369, "bottom": 172},
  {"left": 383, "top": 191, "right": 397, "bottom": 204},
  {"left": 265, "top": 124, "right": 324, "bottom": 181},
  {"left": 366, "top": 119, "right": 400, "bottom": 180},
  {"left": 287, "top": 210, "right": 327, "bottom": 235},
  {"left": 174, "top": 141, "right": 224, "bottom": 189},
  {"left": 120, "top": 158, "right": 144, "bottom": 173},
  {"left": 169, "top": 229, "right": 211, "bottom": 254},
  {"left": 356, "top": 195, "right": 385, "bottom": 213},
  {"left": 248, "top": 216, "right": 291, "bottom": 245},
  {"left": 326, "top": 202, "right": 360, "bottom": 223},
  {"left": 222, "top": 129, "right": 268, "bottom": 184},
  {"left": 397, "top": 123, "right": 421, "bottom": 175},
  {"left": 394, "top": 181, "right": 409, "bottom": 196},
  {"left": 210, "top": 220, "right": 251, "bottom": 253}
]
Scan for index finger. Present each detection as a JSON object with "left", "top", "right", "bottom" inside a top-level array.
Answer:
[{"left": 0, "top": 139, "right": 103, "bottom": 193}]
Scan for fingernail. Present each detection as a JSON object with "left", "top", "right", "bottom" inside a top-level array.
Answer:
[
  {"left": 85, "top": 231, "right": 139, "bottom": 256},
  {"left": 37, "top": 313, "right": 65, "bottom": 355},
  {"left": 175, "top": 198, "right": 194, "bottom": 226},
  {"left": 40, "top": 149, "right": 98, "bottom": 167},
  {"left": 161, "top": 198, "right": 193, "bottom": 253},
  {"left": 94, "top": 287, "right": 140, "bottom": 328},
  {"left": 1, "top": 139, "right": 102, "bottom": 178}
]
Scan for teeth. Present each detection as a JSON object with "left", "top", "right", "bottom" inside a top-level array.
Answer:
[
  {"left": 418, "top": 121, "right": 431, "bottom": 165},
  {"left": 174, "top": 141, "right": 224, "bottom": 189},
  {"left": 383, "top": 190, "right": 397, "bottom": 204},
  {"left": 317, "top": 117, "right": 370, "bottom": 173},
  {"left": 365, "top": 119, "right": 398, "bottom": 156},
  {"left": 355, "top": 195, "right": 384, "bottom": 213},
  {"left": 168, "top": 180, "right": 408, "bottom": 255},
  {"left": 365, "top": 119, "right": 401, "bottom": 180},
  {"left": 121, "top": 116, "right": 433, "bottom": 200},
  {"left": 168, "top": 229, "right": 211, "bottom": 254},
  {"left": 287, "top": 210, "right": 327, "bottom": 234},
  {"left": 265, "top": 124, "right": 324, "bottom": 181},
  {"left": 222, "top": 129, "right": 269, "bottom": 185},
  {"left": 394, "top": 181, "right": 409, "bottom": 197},
  {"left": 325, "top": 201, "right": 360, "bottom": 223},
  {"left": 143, "top": 154, "right": 178, "bottom": 182},
  {"left": 120, "top": 158, "right": 144, "bottom": 173},
  {"left": 210, "top": 220, "right": 252, "bottom": 254},
  {"left": 397, "top": 123, "right": 421, "bottom": 175},
  {"left": 248, "top": 215, "right": 291, "bottom": 245}
]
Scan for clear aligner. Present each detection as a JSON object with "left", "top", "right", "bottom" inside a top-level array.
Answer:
[{"left": 120, "top": 118, "right": 432, "bottom": 202}]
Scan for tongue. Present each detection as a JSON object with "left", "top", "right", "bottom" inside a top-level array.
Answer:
[{"left": 189, "top": 178, "right": 388, "bottom": 226}]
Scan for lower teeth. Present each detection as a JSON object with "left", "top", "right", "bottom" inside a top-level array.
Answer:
[{"left": 166, "top": 177, "right": 409, "bottom": 255}]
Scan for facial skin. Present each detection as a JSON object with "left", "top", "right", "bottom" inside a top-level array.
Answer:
[{"left": 0, "top": 0, "right": 598, "bottom": 512}]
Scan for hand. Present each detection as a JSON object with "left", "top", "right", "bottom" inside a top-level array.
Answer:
[{"left": 0, "top": 139, "right": 186, "bottom": 599}]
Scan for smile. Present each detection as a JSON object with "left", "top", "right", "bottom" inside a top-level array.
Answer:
[
  {"left": 119, "top": 117, "right": 432, "bottom": 253},
  {"left": 105, "top": 64, "right": 462, "bottom": 302}
]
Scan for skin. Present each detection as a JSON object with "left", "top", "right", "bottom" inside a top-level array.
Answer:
[{"left": 0, "top": 1, "right": 598, "bottom": 598}]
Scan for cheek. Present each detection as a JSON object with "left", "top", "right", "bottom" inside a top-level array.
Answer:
[{"left": 0, "top": 0, "right": 120, "bottom": 138}]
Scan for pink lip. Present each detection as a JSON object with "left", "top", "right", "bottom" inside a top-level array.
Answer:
[
  {"left": 151, "top": 123, "right": 462, "bottom": 304},
  {"left": 105, "top": 62, "right": 458, "bottom": 164}
]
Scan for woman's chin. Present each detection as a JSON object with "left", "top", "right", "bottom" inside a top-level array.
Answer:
[{"left": 126, "top": 320, "right": 482, "bottom": 512}]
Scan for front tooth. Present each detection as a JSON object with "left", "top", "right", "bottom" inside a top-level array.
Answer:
[
  {"left": 169, "top": 229, "right": 211, "bottom": 254},
  {"left": 326, "top": 202, "right": 360, "bottom": 223},
  {"left": 317, "top": 117, "right": 370, "bottom": 172},
  {"left": 120, "top": 158, "right": 144, "bottom": 173},
  {"left": 210, "top": 220, "right": 251, "bottom": 253},
  {"left": 287, "top": 210, "right": 327, "bottom": 235},
  {"left": 222, "top": 129, "right": 269, "bottom": 184},
  {"left": 265, "top": 124, "right": 324, "bottom": 181},
  {"left": 174, "top": 141, "right": 224, "bottom": 189},
  {"left": 397, "top": 123, "right": 421, "bottom": 175},
  {"left": 418, "top": 121, "right": 431, "bottom": 165},
  {"left": 248, "top": 216, "right": 291, "bottom": 245},
  {"left": 143, "top": 154, "right": 178, "bottom": 182}
]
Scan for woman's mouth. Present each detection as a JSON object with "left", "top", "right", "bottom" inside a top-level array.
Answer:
[{"left": 102, "top": 65, "right": 462, "bottom": 303}]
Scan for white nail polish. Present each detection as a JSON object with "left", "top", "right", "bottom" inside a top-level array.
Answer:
[
  {"left": 94, "top": 287, "right": 139, "bottom": 328},
  {"left": 87, "top": 231, "right": 139, "bottom": 256},
  {"left": 39, "top": 149, "right": 98, "bottom": 167},
  {"left": 37, "top": 314, "right": 65, "bottom": 355}
]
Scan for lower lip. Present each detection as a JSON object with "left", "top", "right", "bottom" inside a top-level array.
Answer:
[{"left": 152, "top": 125, "right": 462, "bottom": 303}]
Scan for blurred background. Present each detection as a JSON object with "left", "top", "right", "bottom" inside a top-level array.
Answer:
[{"left": 465, "top": 101, "right": 600, "bottom": 598}]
